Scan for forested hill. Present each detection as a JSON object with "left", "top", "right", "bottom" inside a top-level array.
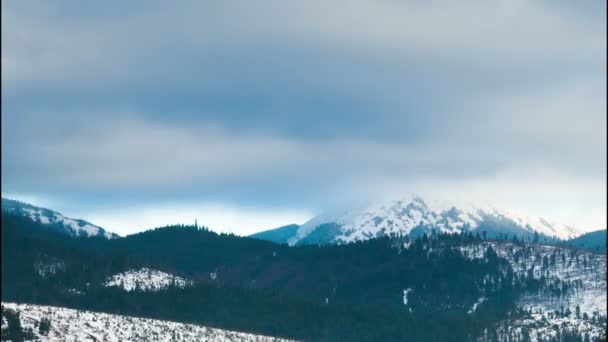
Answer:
[
  {"left": 568, "top": 229, "right": 607, "bottom": 253},
  {"left": 2, "top": 212, "right": 606, "bottom": 341}
]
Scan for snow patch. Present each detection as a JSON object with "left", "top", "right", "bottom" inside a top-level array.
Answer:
[
  {"left": 403, "top": 288, "right": 413, "bottom": 305},
  {"left": 104, "top": 268, "right": 193, "bottom": 292},
  {"left": 468, "top": 297, "right": 486, "bottom": 314}
]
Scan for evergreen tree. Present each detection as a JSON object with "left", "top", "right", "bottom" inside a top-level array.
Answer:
[{"left": 38, "top": 316, "right": 51, "bottom": 336}]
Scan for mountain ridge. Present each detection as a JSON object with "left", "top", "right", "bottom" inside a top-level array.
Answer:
[
  {"left": 568, "top": 229, "right": 607, "bottom": 253},
  {"left": 1, "top": 198, "right": 118, "bottom": 239},
  {"left": 252, "top": 196, "right": 585, "bottom": 246}
]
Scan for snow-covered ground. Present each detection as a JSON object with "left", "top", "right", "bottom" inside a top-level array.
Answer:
[
  {"left": 2, "top": 302, "right": 297, "bottom": 342},
  {"left": 457, "top": 241, "right": 607, "bottom": 341},
  {"left": 459, "top": 242, "right": 607, "bottom": 317},
  {"left": 104, "top": 268, "right": 193, "bottom": 291},
  {"left": 479, "top": 313, "right": 607, "bottom": 342}
]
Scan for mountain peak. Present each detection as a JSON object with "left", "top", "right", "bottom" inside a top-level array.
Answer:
[{"left": 270, "top": 196, "right": 585, "bottom": 246}]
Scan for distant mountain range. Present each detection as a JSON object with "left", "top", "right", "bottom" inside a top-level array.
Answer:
[
  {"left": 251, "top": 196, "right": 586, "bottom": 245},
  {"left": 1, "top": 198, "right": 118, "bottom": 239},
  {"left": 3, "top": 208, "right": 606, "bottom": 341},
  {"left": 2, "top": 196, "right": 600, "bottom": 248}
]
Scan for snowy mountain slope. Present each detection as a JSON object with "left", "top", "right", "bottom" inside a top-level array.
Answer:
[
  {"left": 458, "top": 242, "right": 607, "bottom": 318},
  {"left": 283, "top": 196, "right": 583, "bottom": 245},
  {"left": 1, "top": 198, "right": 118, "bottom": 239},
  {"left": 413, "top": 240, "right": 607, "bottom": 341},
  {"left": 1, "top": 302, "right": 297, "bottom": 342},
  {"left": 479, "top": 313, "right": 606, "bottom": 342},
  {"left": 104, "top": 268, "right": 194, "bottom": 291}
]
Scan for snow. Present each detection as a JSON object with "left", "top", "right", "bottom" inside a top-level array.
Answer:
[
  {"left": 55, "top": 214, "right": 108, "bottom": 238},
  {"left": 459, "top": 242, "right": 607, "bottom": 317},
  {"left": 35, "top": 260, "right": 66, "bottom": 277},
  {"left": 289, "top": 196, "right": 585, "bottom": 245},
  {"left": 104, "top": 268, "right": 193, "bottom": 292},
  {"left": 67, "top": 288, "right": 84, "bottom": 296},
  {"left": 481, "top": 313, "right": 607, "bottom": 342},
  {"left": 460, "top": 241, "right": 608, "bottom": 341},
  {"left": 403, "top": 288, "right": 412, "bottom": 305},
  {"left": 2, "top": 199, "right": 117, "bottom": 239},
  {"left": 2, "top": 302, "right": 297, "bottom": 342},
  {"left": 468, "top": 297, "right": 486, "bottom": 314},
  {"left": 484, "top": 207, "right": 580, "bottom": 240}
]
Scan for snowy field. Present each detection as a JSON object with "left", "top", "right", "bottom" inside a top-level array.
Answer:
[
  {"left": 479, "top": 313, "right": 607, "bottom": 342},
  {"left": 104, "top": 268, "right": 193, "bottom": 292},
  {"left": 2, "top": 302, "right": 296, "bottom": 342}
]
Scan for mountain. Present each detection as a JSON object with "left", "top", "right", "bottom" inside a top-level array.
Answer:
[
  {"left": 1, "top": 198, "right": 118, "bottom": 239},
  {"left": 568, "top": 229, "right": 607, "bottom": 253},
  {"left": 249, "top": 224, "right": 299, "bottom": 244},
  {"left": 256, "top": 196, "right": 582, "bottom": 246},
  {"left": 2, "top": 211, "right": 606, "bottom": 341}
]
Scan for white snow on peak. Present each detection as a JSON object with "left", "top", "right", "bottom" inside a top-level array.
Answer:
[
  {"left": 1, "top": 302, "right": 297, "bottom": 342},
  {"left": 289, "top": 196, "right": 584, "bottom": 245},
  {"left": 104, "top": 268, "right": 193, "bottom": 292},
  {"left": 479, "top": 206, "right": 580, "bottom": 240},
  {"left": 2, "top": 199, "right": 117, "bottom": 239}
]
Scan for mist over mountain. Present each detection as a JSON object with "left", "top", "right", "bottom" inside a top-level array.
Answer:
[{"left": 252, "top": 196, "right": 585, "bottom": 246}]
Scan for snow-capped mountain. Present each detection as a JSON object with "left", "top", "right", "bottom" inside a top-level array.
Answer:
[
  {"left": 257, "top": 196, "right": 583, "bottom": 246},
  {"left": 1, "top": 198, "right": 118, "bottom": 239}
]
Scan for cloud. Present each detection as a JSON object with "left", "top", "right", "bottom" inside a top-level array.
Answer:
[{"left": 1, "top": 0, "right": 605, "bottom": 232}]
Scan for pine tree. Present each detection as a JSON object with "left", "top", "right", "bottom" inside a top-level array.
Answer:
[{"left": 38, "top": 316, "right": 51, "bottom": 336}]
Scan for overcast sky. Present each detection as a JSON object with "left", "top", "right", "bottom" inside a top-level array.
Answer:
[{"left": 2, "top": 0, "right": 606, "bottom": 236}]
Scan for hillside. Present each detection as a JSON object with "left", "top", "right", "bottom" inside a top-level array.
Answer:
[
  {"left": 1, "top": 302, "right": 296, "bottom": 342},
  {"left": 1, "top": 198, "right": 117, "bottom": 239},
  {"left": 249, "top": 224, "right": 299, "bottom": 244},
  {"left": 568, "top": 230, "right": 607, "bottom": 253}
]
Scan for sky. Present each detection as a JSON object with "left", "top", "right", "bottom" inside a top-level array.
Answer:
[{"left": 2, "top": 0, "right": 606, "bottom": 236}]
